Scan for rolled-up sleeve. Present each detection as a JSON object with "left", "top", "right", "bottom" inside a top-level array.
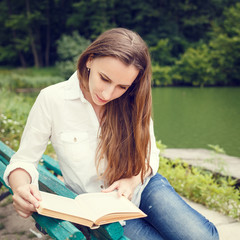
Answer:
[{"left": 3, "top": 89, "right": 52, "bottom": 187}]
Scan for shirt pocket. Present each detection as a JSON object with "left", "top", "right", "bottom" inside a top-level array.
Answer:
[{"left": 60, "top": 132, "right": 91, "bottom": 163}]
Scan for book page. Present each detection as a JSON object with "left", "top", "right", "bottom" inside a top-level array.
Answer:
[
  {"left": 75, "top": 191, "right": 143, "bottom": 222},
  {"left": 38, "top": 191, "right": 94, "bottom": 221}
]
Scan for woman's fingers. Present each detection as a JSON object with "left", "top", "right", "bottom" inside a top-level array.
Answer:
[
  {"left": 12, "top": 184, "right": 41, "bottom": 218},
  {"left": 29, "top": 185, "right": 42, "bottom": 207},
  {"left": 102, "top": 181, "right": 119, "bottom": 193},
  {"left": 102, "top": 180, "right": 133, "bottom": 200},
  {"left": 13, "top": 193, "right": 35, "bottom": 211}
]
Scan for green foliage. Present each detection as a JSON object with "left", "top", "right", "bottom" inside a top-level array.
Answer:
[
  {"left": 208, "top": 144, "right": 226, "bottom": 154},
  {"left": 156, "top": 140, "right": 167, "bottom": 153},
  {"left": 208, "top": 3, "right": 240, "bottom": 85},
  {"left": 68, "top": 0, "right": 116, "bottom": 40},
  {"left": 56, "top": 31, "right": 91, "bottom": 78},
  {"left": 206, "top": 144, "right": 227, "bottom": 175},
  {"left": 0, "top": 113, "right": 24, "bottom": 151},
  {"left": 158, "top": 156, "right": 240, "bottom": 219},
  {"left": 150, "top": 39, "right": 175, "bottom": 66},
  {"left": 173, "top": 44, "right": 216, "bottom": 86},
  {"left": 152, "top": 65, "right": 173, "bottom": 86},
  {"left": 0, "top": 67, "right": 64, "bottom": 91},
  {"left": 0, "top": 0, "right": 239, "bottom": 86}
]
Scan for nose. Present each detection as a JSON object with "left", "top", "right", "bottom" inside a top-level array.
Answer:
[{"left": 102, "top": 85, "right": 115, "bottom": 100}]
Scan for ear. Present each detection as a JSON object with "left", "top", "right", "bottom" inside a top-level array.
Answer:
[{"left": 86, "top": 54, "right": 94, "bottom": 69}]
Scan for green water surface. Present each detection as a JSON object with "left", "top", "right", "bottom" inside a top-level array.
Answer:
[{"left": 152, "top": 87, "right": 240, "bottom": 158}]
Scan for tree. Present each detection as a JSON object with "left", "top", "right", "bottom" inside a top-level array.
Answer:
[
  {"left": 56, "top": 31, "right": 91, "bottom": 78},
  {"left": 173, "top": 44, "right": 215, "bottom": 86},
  {"left": 67, "top": 0, "right": 116, "bottom": 40},
  {"left": 209, "top": 2, "right": 240, "bottom": 85}
]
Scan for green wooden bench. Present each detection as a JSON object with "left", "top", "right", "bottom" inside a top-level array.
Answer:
[{"left": 0, "top": 140, "right": 129, "bottom": 240}]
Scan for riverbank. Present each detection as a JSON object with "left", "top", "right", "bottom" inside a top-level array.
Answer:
[{"left": 161, "top": 148, "right": 240, "bottom": 180}]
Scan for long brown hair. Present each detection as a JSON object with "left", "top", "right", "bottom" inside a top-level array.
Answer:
[{"left": 77, "top": 28, "right": 152, "bottom": 186}]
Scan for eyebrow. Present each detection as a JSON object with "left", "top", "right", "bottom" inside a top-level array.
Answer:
[{"left": 99, "top": 72, "right": 131, "bottom": 87}]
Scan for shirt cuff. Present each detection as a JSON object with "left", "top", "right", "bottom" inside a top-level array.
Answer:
[{"left": 3, "top": 162, "right": 39, "bottom": 188}]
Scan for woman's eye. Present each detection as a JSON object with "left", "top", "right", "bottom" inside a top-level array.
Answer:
[
  {"left": 120, "top": 86, "right": 127, "bottom": 90},
  {"left": 100, "top": 75, "right": 109, "bottom": 82}
]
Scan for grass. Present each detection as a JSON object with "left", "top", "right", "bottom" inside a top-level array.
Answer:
[{"left": 0, "top": 67, "right": 64, "bottom": 92}]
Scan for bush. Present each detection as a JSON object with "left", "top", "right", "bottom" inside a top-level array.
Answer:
[
  {"left": 173, "top": 44, "right": 216, "bottom": 86},
  {"left": 150, "top": 39, "right": 175, "bottom": 66},
  {"left": 152, "top": 64, "right": 173, "bottom": 86},
  {"left": 56, "top": 31, "right": 91, "bottom": 78}
]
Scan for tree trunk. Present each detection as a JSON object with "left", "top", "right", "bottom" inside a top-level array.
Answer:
[
  {"left": 25, "top": 0, "right": 41, "bottom": 67},
  {"left": 7, "top": 0, "right": 27, "bottom": 67},
  {"left": 18, "top": 52, "right": 27, "bottom": 68},
  {"left": 45, "top": 0, "right": 51, "bottom": 66}
]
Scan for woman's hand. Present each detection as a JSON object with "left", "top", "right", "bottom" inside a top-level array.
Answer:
[
  {"left": 102, "top": 175, "right": 142, "bottom": 200},
  {"left": 12, "top": 184, "right": 41, "bottom": 218},
  {"left": 8, "top": 168, "right": 41, "bottom": 218}
]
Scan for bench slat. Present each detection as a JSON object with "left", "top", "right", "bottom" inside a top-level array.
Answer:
[
  {"left": 32, "top": 214, "right": 87, "bottom": 240},
  {"left": 42, "top": 154, "right": 62, "bottom": 176},
  {"left": 0, "top": 141, "right": 14, "bottom": 160}
]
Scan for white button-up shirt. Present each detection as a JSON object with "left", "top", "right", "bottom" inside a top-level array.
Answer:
[{"left": 4, "top": 71, "right": 159, "bottom": 206}]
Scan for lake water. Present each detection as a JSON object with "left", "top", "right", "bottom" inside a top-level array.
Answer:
[{"left": 152, "top": 87, "right": 240, "bottom": 158}]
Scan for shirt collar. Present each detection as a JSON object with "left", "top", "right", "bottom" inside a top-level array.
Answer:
[{"left": 64, "top": 71, "right": 87, "bottom": 103}]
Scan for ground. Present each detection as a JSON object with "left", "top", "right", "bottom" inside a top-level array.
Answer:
[{"left": 0, "top": 194, "right": 50, "bottom": 240}]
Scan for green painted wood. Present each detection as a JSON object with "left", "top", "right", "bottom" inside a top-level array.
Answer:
[
  {"left": 118, "top": 237, "right": 131, "bottom": 240},
  {"left": 0, "top": 161, "right": 11, "bottom": 191},
  {"left": 0, "top": 155, "right": 9, "bottom": 165},
  {"left": 0, "top": 140, "right": 15, "bottom": 160},
  {"left": 42, "top": 154, "right": 62, "bottom": 176},
  {"left": 32, "top": 214, "right": 87, "bottom": 240},
  {"left": 90, "top": 222, "right": 124, "bottom": 240},
  {"left": 37, "top": 165, "right": 76, "bottom": 199}
]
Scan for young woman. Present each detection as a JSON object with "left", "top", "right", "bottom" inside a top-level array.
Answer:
[{"left": 4, "top": 28, "right": 219, "bottom": 240}]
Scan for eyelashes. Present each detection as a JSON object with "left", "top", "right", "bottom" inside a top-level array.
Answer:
[
  {"left": 100, "top": 74, "right": 109, "bottom": 82},
  {"left": 99, "top": 74, "right": 127, "bottom": 90}
]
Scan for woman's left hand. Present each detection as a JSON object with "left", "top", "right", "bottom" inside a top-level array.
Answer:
[{"left": 102, "top": 175, "right": 141, "bottom": 200}]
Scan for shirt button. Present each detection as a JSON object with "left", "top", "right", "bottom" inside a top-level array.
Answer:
[
  {"left": 74, "top": 137, "right": 77, "bottom": 142},
  {"left": 100, "top": 185, "right": 104, "bottom": 189}
]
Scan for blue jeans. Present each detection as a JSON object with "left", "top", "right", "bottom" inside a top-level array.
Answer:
[{"left": 123, "top": 173, "right": 219, "bottom": 240}]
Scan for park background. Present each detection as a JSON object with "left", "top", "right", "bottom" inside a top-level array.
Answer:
[
  {"left": 0, "top": 1, "right": 240, "bottom": 237},
  {"left": 0, "top": 0, "right": 239, "bottom": 157}
]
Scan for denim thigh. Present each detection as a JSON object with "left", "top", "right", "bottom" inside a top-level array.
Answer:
[{"left": 123, "top": 173, "right": 219, "bottom": 240}]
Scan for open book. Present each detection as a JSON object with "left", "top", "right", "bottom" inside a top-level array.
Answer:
[{"left": 37, "top": 191, "right": 146, "bottom": 229}]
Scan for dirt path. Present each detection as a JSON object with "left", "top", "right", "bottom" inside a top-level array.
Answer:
[{"left": 0, "top": 194, "right": 50, "bottom": 240}]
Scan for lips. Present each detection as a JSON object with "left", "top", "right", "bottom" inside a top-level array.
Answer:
[{"left": 96, "top": 94, "right": 108, "bottom": 104}]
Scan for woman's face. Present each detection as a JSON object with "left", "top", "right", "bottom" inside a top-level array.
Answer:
[{"left": 86, "top": 56, "right": 139, "bottom": 106}]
